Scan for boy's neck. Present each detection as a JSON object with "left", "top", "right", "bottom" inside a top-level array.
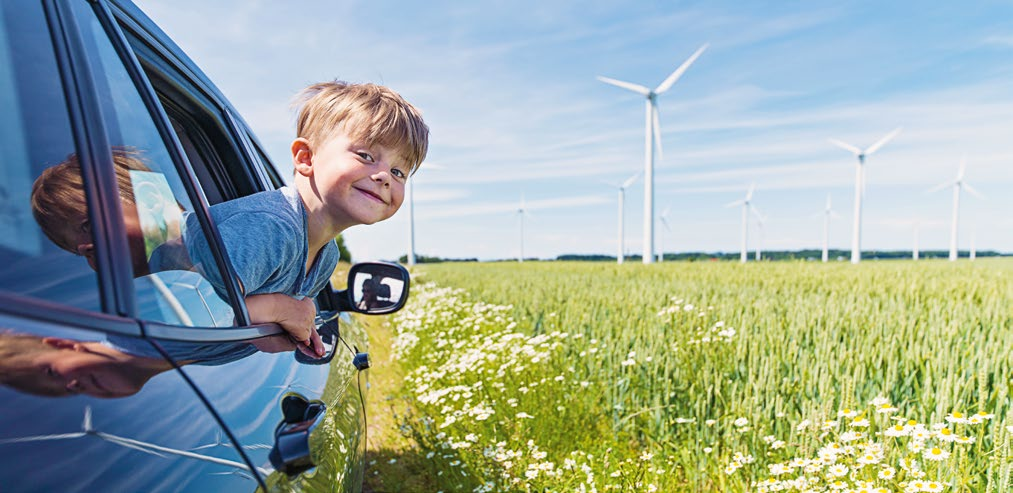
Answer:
[{"left": 294, "top": 181, "right": 345, "bottom": 261}]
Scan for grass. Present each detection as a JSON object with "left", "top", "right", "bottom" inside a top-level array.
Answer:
[{"left": 365, "top": 258, "right": 1012, "bottom": 492}]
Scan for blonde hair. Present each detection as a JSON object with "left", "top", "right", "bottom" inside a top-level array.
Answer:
[
  {"left": 31, "top": 147, "right": 151, "bottom": 253},
  {"left": 294, "top": 81, "right": 429, "bottom": 175}
]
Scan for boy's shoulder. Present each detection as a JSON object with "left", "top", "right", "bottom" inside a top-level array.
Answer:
[{"left": 211, "top": 186, "right": 300, "bottom": 220}]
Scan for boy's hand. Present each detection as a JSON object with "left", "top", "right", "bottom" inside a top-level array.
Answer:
[{"left": 246, "top": 294, "right": 325, "bottom": 358}]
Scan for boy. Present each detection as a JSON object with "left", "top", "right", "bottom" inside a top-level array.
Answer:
[{"left": 174, "top": 81, "right": 429, "bottom": 354}]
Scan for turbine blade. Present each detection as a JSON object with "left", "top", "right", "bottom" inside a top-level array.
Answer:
[
  {"left": 964, "top": 183, "right": 985, "bottom": 200},
  {"left": 864, "top": 126, "right": 902, "bottom": 155},
  {"left": 750, "top": 204, "right": 764, "bottom": 223},
  {"left": 655, "top": 43, "right": 709, "bottom": 94},
  {"left": 596, "top": 76, "right": 651, "bottom": 96},
  {"left": 652, "top": 104, "right": 663, "bottom": 158},
  {"left": 828, "top": 138, "right": 862, "bottom": 155},
  {"left": 746, "top": 183, "right": 755, "bottom": 201},
  {"left": 925, "top": 181, "right": 955, "bottom": 194},
  {"left": 0, "top": 433, "right": 86, "bottom": 444},
  {"left": 621, "top": 170, "right": 642, "bottom": 189},
  {"left": 957, "top": 157, "right": 967, "bottom": 181},
  {"left": 725, "top": 199, "right": 745, "bottom": 208},
  {"left": 660, "top": 217, "right": 672, "bottom": 231},
  {"left": 661, "top": 206, "right": 671, "bottom": 217}
]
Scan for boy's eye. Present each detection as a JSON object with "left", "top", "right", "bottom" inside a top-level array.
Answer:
[
  {"left": 391, "top": 168, "right": 407, "bottom": 179},
  {"left": 356, "top": 151, "right": 374, "bottom": 162}
]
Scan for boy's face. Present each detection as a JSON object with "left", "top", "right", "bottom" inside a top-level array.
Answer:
[{"left": 295, "top": 127, "right": 408, "bottom": 229}]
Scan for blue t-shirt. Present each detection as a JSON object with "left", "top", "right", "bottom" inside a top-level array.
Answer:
[{"left": 153, "top": 186, "right": 340, "bottom": 301}]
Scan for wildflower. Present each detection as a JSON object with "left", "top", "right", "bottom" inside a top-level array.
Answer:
[
  {"left": 768, "top": 463, "right": 790, "bottom": 476},
  {"left": 936, "top": 427, "right": 957, "bottom": 442},
  {"left": 771, "top": 440, "right": 785, "bottom": 450},
  {"left": 876, "top": 404, "right": 899, "bottom": 414},
  {"left": 883, "top": 424, "right": 910, "bottom": 437},
  {"left": 827, "top": 464, "right": 849, "bottom": 477},
  {"left": 878, "top": 466, "right": 896, "bottom": 480},
  {"left": 796, "top": 419, "right": 811, "bottom": 432},
  {"left": 640, "top": 452, "right": 654, "bottom": 462},
  {"left": 956, "top": 435, "right": 975, "bottom": 445},
  {"left": 703, "top": 447, "right": 713, "bottom": 454},
  {"left": 706, "top": 419, "right": 717, "bottom": 426},
  {"left": 734, "top": 417, "right": 749, "bottom": 427},
  {"left": 974, "top": 411, "right": 994, "bottom": 420},
  {"left": 870, "top": 396, "right": 889, "bottom": 406},
  {"left": 838, "top": 408, "right": 858, "bottom": 418},
  {"left": 945, "top": 412, "right": 969, "bottom": 424},
  {"left": 828, "top": 479, "right": 848, "bottom": 490},
  {"left": 857, "top": 453, "right": 881, "bottom": 465},
  {"left": 674, "top": 417, "right": 695, "bottom": 424},
  {"left": 923, "top": 482, "right": 944, "bottom": 492},
  {"left": 822, "top": 420, "right": 839, "bottom": 430},
  {"left": 516, "top": 412, "right": 534, "bottom": 419},
  {"left": 840, "top": 431, "right": 864, "bottom": 442},
  {"left": 923, "top": 447, "right": 950, "bottom": 461},
  {"left": 850, "top": 418, "right": 870, "bottom": 428}
]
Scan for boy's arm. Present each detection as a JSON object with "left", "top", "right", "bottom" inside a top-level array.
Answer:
[{"left": 245, "top": 294, "right": 325, "bottom": 357}]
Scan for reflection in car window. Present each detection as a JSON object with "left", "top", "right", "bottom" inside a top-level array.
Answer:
[
  {"left": 0, "top": 1, "right": 100, "bottom": 311},
  {"left": 66, "top": 1, "right": 235, "bottom": 327}
]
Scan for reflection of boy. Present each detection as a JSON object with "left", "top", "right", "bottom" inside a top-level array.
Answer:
[
  {"left": 176, "top": 81, "right": 428, "bottom": 353},
  {"left": 29, "top": 149, "right": 318, "bottom": 351}
]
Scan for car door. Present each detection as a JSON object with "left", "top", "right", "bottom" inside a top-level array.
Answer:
[
  {"left": 0, "top": 1, "right": 259, "bottom": 491},
  {"left": 106, "top": 1, "right": 369, "bottom": 490}
]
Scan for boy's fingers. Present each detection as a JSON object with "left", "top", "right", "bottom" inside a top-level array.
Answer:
[{"left": 309, "top": 328, "right": 325, "bottom": 357}]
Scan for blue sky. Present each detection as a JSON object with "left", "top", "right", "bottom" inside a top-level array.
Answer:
[{"left": 135, "top": 0, "right": 1013, "bottom": 261}]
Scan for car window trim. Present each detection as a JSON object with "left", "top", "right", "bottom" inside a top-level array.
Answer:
[
  {"left": 0, "top": 291, "right": 141, "bottom": 336},
  {"left": 141, "top": 320, "right": 285, "bottom": 343},
  {"left": 92, "top": 0, "right": 253, "bottom": 327},
  {"left": 47, "top": 0, "right": 138, "bottom": 317}
]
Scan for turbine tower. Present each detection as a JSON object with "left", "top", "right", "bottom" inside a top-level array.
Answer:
[
  {"left": 608, "top": 171, "right": 641, "bottom": 264},
  {"left": 752, "top": 206, "right": 765, "bottom": 261},
  {"left": 516, "top": 194, "right": 531, "bottom": 263},
  {"left": 927, "top": 158, "right": 984, "bottom": 261},
  {"left": 407, "top": 178, "right": 416, "bottom": 266},
  {"left": 829, "top": 127, "right": 902, "bottom": 264},
  {"left": 658, "top": 206, "right": 672, "bottom": 263},
  {"left": 912, "top": 220, "right": 920, "bottom": 261},
  {"left": 820, "top": 194, "right": 838, "bottom": 263},
  {"left": 598, "top": 43, "right": 708, "bottom": 265},
  {"left": 725, "top": 184, "right": 756, "bottom": 263}
]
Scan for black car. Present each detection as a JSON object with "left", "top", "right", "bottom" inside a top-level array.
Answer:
[{"left": 0, "top": 1, "right": 400, "bottom": 491}]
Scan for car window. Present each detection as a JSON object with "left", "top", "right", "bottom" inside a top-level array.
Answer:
[
  {"left": 0, "top": 0, "right": 101, "bottom": 312},
  {"left": 66, "top": 0, "right": 235, "bottom": 328}
]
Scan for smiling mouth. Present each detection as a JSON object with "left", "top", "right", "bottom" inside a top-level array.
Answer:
[{"left": 355, "top": 187, "right": 387, "bottom": 205}]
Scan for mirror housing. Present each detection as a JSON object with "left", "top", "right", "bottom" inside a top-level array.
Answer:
[{"left": 327, "top": 262, "right": 410, "bottom": 315}]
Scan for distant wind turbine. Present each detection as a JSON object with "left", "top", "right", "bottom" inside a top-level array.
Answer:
[
  {"left": 927, "top": 158, "right": 984, "bottom": 261},
  {"left": 970, "top": 227, "right": 977, "bottom": 261},
  {"left": 829, "top": 127, "right": 902, "bottom": 264},
  {"left": 820, "top": 194, "right": 840, "bottom": 263},
  {"left": 516, "top": 194, "right": 531, "bottom": 263},
  {"left": 658, "top": 206, "right": 672, "bottom": 263},
  {"left": 598, "top": 43, "right": 708, "bottom": 265},
  {"left": 752, "top": 206, "right": 765, "bottom": 261},
  {"left": 912, "top": 220, "right": 920, "bottom": 261},
  {"left": 606, "top": 171, "right": 641, "bottom": 264},
  {"left": 725, "top": 184, "right": 757, "bottom": 263},
  {"left": 407, "top": 177, "right": 417, "bottom": 266}
]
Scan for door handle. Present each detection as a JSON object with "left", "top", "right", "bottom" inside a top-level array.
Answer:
[{"left": 269, "top": 394, "right": 326, "bottom": 476}]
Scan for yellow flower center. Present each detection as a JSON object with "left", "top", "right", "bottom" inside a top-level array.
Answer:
[
  {"left": 931, "top": 447, "right": 942, "bottom": 454},
  {"left": 941, "top": 428, "right": 952, "bottom": 435},
  {"left": 952, "top": 412, "right": 964, "bottom": 418},
  {"left": 907, "top": 420, "right": 917, "bottom": 426}
]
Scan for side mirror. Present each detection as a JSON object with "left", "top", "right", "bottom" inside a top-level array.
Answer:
[{"left": 340, "top": 262, "right": 410, "bottom": 314}]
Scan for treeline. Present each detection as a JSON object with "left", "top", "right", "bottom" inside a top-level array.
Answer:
[
  {"left": 558, "top": 249, "right": 1007, "bottom": 262},
  {"left": 394, "top": 250, "right": 1007, "bottom": 264}
]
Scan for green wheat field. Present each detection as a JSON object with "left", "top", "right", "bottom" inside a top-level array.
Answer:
[{"left": 381, "top": 259, "right": 1012, "bottom": 492}]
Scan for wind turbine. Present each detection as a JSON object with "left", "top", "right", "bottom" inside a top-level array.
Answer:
[
  {"left": 912, "top": 220, "right": 920, "bottom": 261},
  {"left": 516, "top": 194, "right": 531, "bottom": 263},
  {"left": 752, "top": 206, "right": 765, "bottom": 261},
  {"left": 658, "top": 206, "right": 672, "bottom": 263},
  {"left": 819, "top": 195, "right": 840, "bottom": 263},
  {"left": 828, "top": 127, "right": 902, "bottom": 264},
  {"left": 725, "top": 184, "right": 756, "bottom": 263},
  {"left": 927, "top": 158, "right": 984, "bottom": 261},
  {"left": 606, "top": 171, "right": 641, "bottom": 264},
  {"left": 598, "top": 43, "right": 708, "bottom": 265},
  {"left": 406, "top": 176, "right": 417, "bottom": 266}
]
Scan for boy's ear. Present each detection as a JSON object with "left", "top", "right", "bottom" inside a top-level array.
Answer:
[{"left": 291, "top": 138, "right": 314, "bottom": 177}]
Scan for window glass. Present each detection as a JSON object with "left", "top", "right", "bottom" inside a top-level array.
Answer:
[
  {"left": 0, "top": 1, "right": 100, "bottom": 311},
  {"left": 67, "top": 1, "right": 235, "bottom": 327}
]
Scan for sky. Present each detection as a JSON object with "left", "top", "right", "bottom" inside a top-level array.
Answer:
[{"left": 134, "top": 0, "right": 1013, "bottom": 262}]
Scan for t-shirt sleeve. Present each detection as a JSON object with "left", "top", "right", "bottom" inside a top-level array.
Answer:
[{"left": 185, "top": 210, "right": 299, "bottom": 297}]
